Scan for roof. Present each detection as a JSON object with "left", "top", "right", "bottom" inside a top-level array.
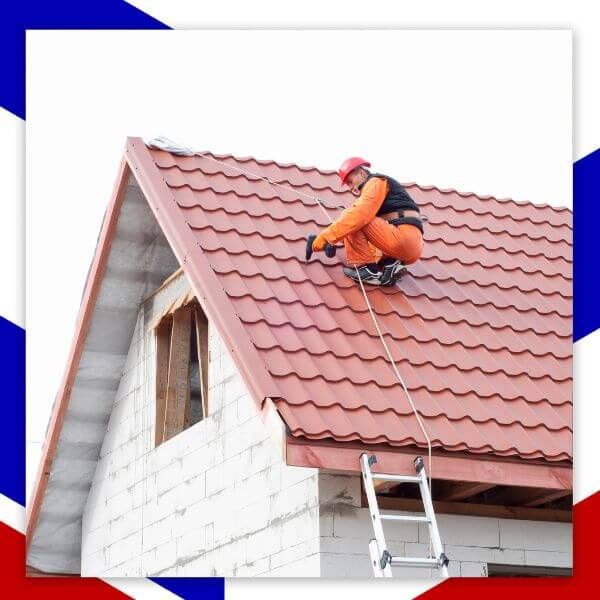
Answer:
[
  {"left": 28, "top": 137, "right": 572, "bottom": 570},
  {"left": 137, "top": 138, "right": 572, "bottom": 463}
]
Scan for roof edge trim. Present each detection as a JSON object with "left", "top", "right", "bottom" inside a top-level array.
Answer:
[
  {"left": 26, "top": 155, "right": 132, "bottom": 551},
  {"left": 124, "top": 137, "right": 281, "bottom": 411},
  {"left": 286, "top": 438, "right": 573, "bottom": 491}
]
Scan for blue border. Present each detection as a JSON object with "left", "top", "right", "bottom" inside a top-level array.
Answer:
[
  {"left": 573, "top": 149, "right": 599, "bottom": 342},
  {"left": 0, "top": 1, "right": 168, "bottom": 119}
]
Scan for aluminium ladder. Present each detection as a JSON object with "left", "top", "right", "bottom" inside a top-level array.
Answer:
[{"left": 360, "top": 453, "right": 449, "bottom": 578}]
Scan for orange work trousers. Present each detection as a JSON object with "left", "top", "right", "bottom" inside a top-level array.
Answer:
[{"left": 343, "top": 219, "right": 424, "bottom": 266}]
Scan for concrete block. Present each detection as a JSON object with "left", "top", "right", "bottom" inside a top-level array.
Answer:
[
  {"left": 280, "top": 464, "right": 318, "bottom": 488},
  {"left": 105, "top": 488, "right": 134, "bottom": 521},
  {"left": 524, "top": 550, "right": 572, "bottom": 568},
  {"left": 235, "top": 468, "right": 272, "bottom": 510},
  {"left": 109, "top": 507, "right": 142, "bottom": 542},
  {"left": 80, "top": 549, "right": 109, "bottom": 575},
  {"left": 270, "top": 538, "right": 320, "bottom": 570},
  {"left": 460, "top": 561, "right": 488, "bottom": 577},
  {"left": 205, "top": 463, "right": 226, "bottom": 496},
  {"left": 245, "top": 522, "right": 283, "bottom": 564},
  {"left": 319, "top": 504, "right": 334, "bottom": 537},
  {"left": 180, "top": 499, "right": 215, "bottom": 534},
  {"left": 176, "top": 526, "right": 207, "bottom": 561},
  {"left": 237, "top": 497, "right": 272, "bottom": 537},
  {"left": 147, "top": 540, "right": 177, "bottom": 575},
  {"left": 155, "top": 460, "right": 182, "bottom": 496},
  {"left": 270, "top": 477, "right": 318, "bottom": 518},
  {"left": 442, "top": 544, "right": 525, "bottom": 566},
  {"left": 264, "top": 552, "right": 321, "bottom": 577},
  {"left": 499, "top": 519, "right": 572, "bottom": 552},
  {"left": 248, "top": 438, "right": 276, "bottom": 472},
  {"left": 426, "top": 514, "right": 500, "bottom": 548},
  {"left": 320, "top": 552, "right": 373, "bottom": 577},
  {"left": 333, "top": 504, "right": 419, "bottom": 543},
  {"left": 183, "top": 473, "right": 206, "bottom": 505},
  {"left": 237, "top": 393, "right": 257, "bottom": 424},
  {"left": 280, "top": 508, "right": 320, "bottom": 550},
  {"left": 318, "top": 473, "right": 361, "bottom": 508},
  {"left": 181, "top": 447, "right": 211, "bottom": 482},
  {"left": 320, "top": 536, "right": 371, "bottom": 556},
  {"left": 81, "top": 525, "right": 109, "bottom": 558},
  {"left": 116, "top": 557, "right": 143, "bottom": 577},
  {"left": 106, "top": 532, "right": 142, "bottom": 569},
  {"left": 142, "top": 517, "right": 173, "bottom": 553},
  {"left": 233, "top": 555, "right": 270, "bottom": 577}
]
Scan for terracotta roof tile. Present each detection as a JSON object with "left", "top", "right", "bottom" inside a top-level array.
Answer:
[{"left": 144, "top": 143, "right": 572, "bottom": 463}]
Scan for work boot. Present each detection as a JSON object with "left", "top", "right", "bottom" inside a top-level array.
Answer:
[
  {"left": 379, "top": 258, "right": 406, "bottom": 286},
  {"left": 343, "top": 264, "right": 382, "bottom": 285}
]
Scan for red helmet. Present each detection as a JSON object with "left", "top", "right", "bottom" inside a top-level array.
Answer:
[{"left": 338, "top": 157, "right": 371, "bottom": 185}]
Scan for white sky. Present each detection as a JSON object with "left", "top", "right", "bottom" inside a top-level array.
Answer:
[{"left": 25, "top": 29, "right": 572, "bottom": 499}]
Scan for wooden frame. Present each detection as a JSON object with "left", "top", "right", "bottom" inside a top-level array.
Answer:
[
  {"left": 369, "top": 495, "right": 572, "bottom": 523},
  {"left": 163, "top": 306, "right": 192, "bottom": 442},
  {"left": 154, "top": 319, "right": 171, "bottom": 446},
  {"left": 194, "top": 308, "right": 209, "bottom": 420},
  {"left": 154, "top": 301, "right": 211, "bottom": 446}
]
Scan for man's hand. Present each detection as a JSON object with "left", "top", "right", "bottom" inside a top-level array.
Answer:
[
  {"left": 312, "top": 233, "right": 328, "bottom": 252},
  {"left": 305, "top": 233, "right": 336, "bottom": 261}
]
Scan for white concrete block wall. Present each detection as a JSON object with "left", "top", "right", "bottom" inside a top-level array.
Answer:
[
  {"left": 317, "top": 473, "right": 572, "bottom": 578},
  {"left": 81, "top": 287, "right": 322, "bottom": 577},
  {"left": 80, "top": 272, "right": 572, "bottom": 578}
]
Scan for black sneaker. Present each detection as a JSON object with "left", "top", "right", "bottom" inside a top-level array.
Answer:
[
  {"left": 343, "top": 264, "right": 382, "bottom": 285},
  {"left": 379, "top": 259, "right": 406, "bottom": 286}
]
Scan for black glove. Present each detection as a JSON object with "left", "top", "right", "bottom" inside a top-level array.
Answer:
[{"left": 305, "top": 234, "right": 337, "bottom": 261}]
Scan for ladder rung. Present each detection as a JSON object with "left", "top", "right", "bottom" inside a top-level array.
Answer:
[
  {"left": 380, "top": 514, "right": 430, "bottom": 523},
  {"left": 372, "top": 473, "right": 420, "bottom": 484},
  {"left": 390, "top": 556, "right": 441, "bottom": 568}
]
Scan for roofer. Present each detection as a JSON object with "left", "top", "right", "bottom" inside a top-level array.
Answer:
[{"left": 307, "top": 157, "right": 424, "bottom": 286}]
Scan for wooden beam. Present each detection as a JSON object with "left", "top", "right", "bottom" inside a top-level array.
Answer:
[
  {"left": 482, "top": 485, "right": 573, "bottom": 508},
  {"left": 372, "top": 496, "right": 572, "bottom": 523},
  {"left": 194, "top": 308, "right": 209, "bottom": 419},
  {"left": 439, "top": 482, "right": 496, "bottom": 502},
  {"left": 523, "top": 489, "right": 572, "bottom": 508},
  {"left": 163, "top": 307, "right": 191, "bottom": 442},
  {"left": 154, "top": 321, "right": 171, "bottom": 446},
  {"left": 374, "top": 480, "right": 401, "bottom": 493},
  {"left": 286, "top": 440, "right": 573, "bottom": 491}
]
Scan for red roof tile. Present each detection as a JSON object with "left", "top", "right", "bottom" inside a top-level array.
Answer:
[{"left": 136, "top": 139, "right": 572, "bottom": 463}]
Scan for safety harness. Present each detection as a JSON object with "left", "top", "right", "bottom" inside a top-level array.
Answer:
[{"left": 360, "top": 173, "right": 425, "bottom": 233}]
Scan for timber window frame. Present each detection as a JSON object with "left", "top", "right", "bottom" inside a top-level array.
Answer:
[{"left": 154, "top": 302, "right": 209, "bottom": 446}]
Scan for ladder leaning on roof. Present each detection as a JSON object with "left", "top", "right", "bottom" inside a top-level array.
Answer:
[{"left": 360, "top": 453, "right": 449, "bottom": 578}]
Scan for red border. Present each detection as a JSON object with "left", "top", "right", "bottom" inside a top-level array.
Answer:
[
  {"left": 2, "top": 523, "right": 130, "bottom": 598},
  {"left": 418, "top": 492, "right": 596, "bottom": 597}
]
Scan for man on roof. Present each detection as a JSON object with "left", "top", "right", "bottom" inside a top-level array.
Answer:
[{"left": 308, "top": 157, "right": 424, "bottom": 286}]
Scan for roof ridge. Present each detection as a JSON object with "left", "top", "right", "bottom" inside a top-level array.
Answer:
[
  {"left": 150, "top": 144, "right": 572, "bottom": 217},
  {"left": 155, "top": 145, "right": 572, "bottom": 215},
  {"left": 161, "top": 164, "right": 572, "bottom": 231}
]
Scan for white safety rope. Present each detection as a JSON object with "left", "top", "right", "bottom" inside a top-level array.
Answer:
[{"left": 147, "top": 138, "right": 434, "bottom": 497}]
